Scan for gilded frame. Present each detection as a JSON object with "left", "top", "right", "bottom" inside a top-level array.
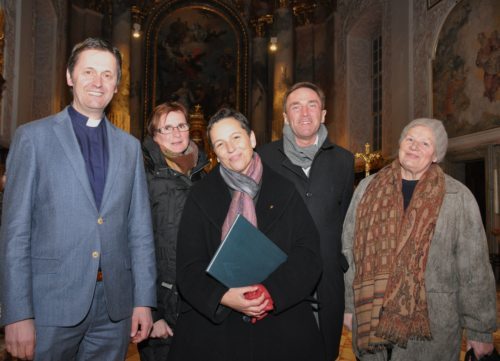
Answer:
[{"left": 142, "top": 0, "right": 249, "bottom": 136}]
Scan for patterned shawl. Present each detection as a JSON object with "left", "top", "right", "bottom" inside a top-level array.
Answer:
[{"left": 353, "top": 160, "right": 445, "bottom": 351}]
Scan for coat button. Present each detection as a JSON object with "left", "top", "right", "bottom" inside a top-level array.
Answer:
[
  {"left": 305, "top": 192, "right": 313, "bottom": 197},
  {"left": 92, "top": 251, "right": 100, "bottom": 258},
  {"left": 97, "top": 217, "right": 104, "bottom": 225}
]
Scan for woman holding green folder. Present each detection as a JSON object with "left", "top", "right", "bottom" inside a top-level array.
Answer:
[{"left": 169, "top": 108, "right": 325, "bottom": 361}]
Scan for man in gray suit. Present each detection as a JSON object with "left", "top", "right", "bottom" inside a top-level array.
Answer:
[{"left": 0, "top": 37, "right": 156, "bottom": 360}]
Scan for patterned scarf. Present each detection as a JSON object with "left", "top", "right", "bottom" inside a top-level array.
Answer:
[
  {"left": 220, "top": 153, "right": 263, "bottom": 240},
  {"left": 163, "top": 140, "right": 198, "bottom": 175},
  {"left": 353, "top": 160, "right": 445, "bottom": 351},
  {"left": 282, "top": 123, "right": 328, "bottom": 169}
]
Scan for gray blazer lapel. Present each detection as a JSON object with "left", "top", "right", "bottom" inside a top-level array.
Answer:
[
  {"left": 100, "top": 119, "right": 122, "bottom": 209},
  {"left": 52, "top": 110, "right": 97, "bottom": 210}
]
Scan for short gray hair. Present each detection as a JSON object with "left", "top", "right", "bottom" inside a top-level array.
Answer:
[{"left": 399, "top": 118, "right": 448, "bottom": 163}]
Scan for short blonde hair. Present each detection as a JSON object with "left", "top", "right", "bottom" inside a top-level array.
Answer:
[{"left": 399, "top": 118, "right": 448, "bottom": 163}]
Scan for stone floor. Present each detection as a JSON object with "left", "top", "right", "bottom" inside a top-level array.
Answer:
[
  {"left": 2, "top": 291, "right": 500, "bottom": 361},
  {"left": 123, "top": 323, "right": 500, "bottom": 361}
]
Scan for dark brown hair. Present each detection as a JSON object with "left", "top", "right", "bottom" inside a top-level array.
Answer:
[
  {"left": 67, "top": 37, "right": 122, "bottom": 83},
  {"left": 282, "top": 81, "right": 326, "bottom": 112},
  {"left": 207, "top": 108, "right": 251, "bottom": 145}
]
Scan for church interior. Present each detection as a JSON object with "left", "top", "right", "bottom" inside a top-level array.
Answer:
[{"left": 0, "top": 0, "right": 499, "bottom": 359}]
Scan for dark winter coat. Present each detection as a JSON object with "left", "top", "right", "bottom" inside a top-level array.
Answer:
[
  {"left": 169, "top": 164, "right": 326, "bottom": 361},
  {"left": 258, "top": 139, "right": 354, "bottom": 361},
  {"left": 142, "top": 136, "right": 207, "bottom": 327}
]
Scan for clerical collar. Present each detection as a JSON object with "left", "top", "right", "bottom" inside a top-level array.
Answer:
[{"left": 68, "top": 105, "right": 103, "bottom": 127}]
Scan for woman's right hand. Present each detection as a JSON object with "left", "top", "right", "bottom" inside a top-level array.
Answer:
[
  {"left": 150, "top": 319, "right": 174, "bottom": 339},
  {"left": 220, "top": 286, "right": 269, "bottom": 317}
]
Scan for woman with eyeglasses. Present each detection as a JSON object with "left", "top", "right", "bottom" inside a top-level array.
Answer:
[{"left": 139, "top": 101, "right": 208, "bottom": 361}]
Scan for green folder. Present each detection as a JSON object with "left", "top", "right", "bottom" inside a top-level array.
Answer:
[{"left": 206, "top": 214, "right": 287, "bottom": 288}]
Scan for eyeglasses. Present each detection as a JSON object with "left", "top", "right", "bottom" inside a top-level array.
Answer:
[{"left": 156, "top": 123, "right": 190, "bottom": 134}]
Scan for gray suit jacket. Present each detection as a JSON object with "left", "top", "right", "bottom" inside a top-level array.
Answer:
[{"left": 0, "top": 107, "right": 156, "bottom": 327}]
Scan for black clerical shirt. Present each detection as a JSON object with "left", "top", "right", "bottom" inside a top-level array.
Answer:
[{"left": 69, "top": 106, "right": 108, "bottom": 210}]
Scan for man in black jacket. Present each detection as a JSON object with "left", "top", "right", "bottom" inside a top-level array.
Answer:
[{"left": 258, "top": 82, "right": 354, "bottom": 361}]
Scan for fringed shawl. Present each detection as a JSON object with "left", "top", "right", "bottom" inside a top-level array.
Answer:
[{"left": 353, "top": 160, "right": 445, "bottom": 351}]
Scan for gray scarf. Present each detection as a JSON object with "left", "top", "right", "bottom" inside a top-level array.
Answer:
[
  {"left": 219, "top": 156, "right": 261, "bottom": 199},
  {"left": 283, "top": 123, "right": 328, "bottom": 169},
  {"left": 219, "top": 154, "right": 263, "bottom": 240}
]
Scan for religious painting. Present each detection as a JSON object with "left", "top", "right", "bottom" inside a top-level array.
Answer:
[
  {"left": 433, "top": 0, "right": 500, "bottom": 138},
  {"left": 152, "top": 6, "right": 240, "bottom": 118}
]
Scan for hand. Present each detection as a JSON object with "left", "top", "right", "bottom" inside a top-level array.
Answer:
[
  {"left": 130, "top": 306, "right": 153, "bottom": 344},
  {"left": 343, "top": 313, "right": 353, "bottom": 331},
  {"left": 467, "top": 339, "right": 494, "bottom": 360},
  {"left": 5, "top": 319, "right": 36, "bottom": 360},
  {"left": 220, "top": 285, "right": 269, "bottom": 318},
  {"left": 244, "top": 284, "right": 274, "bottom": 323},
  {"left": 150, "top": 319, "right": 174, "bottom": 339}
]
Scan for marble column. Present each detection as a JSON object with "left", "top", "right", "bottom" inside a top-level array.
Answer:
[
  {"left": 109, "top": 1, "right": 131, "bottom": 133},
  {"left": 251, "top": 34, "right": 268, "bottom": 145},
  {"left": 313, "top": 22, "right": 328, "bottom": 89},
  {"left": 271, "top": 3, "right": 294, "bottom": 141},
  {"left": 129, "top": 6, "right": 142, "bottom": 139},
  {"left": 295, "top": 24, "right": 314, "bottom": 82}
]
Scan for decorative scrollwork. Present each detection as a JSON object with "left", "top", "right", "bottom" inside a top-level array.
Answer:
[{"left": 250, "top": 14, "right": 273, "bottom": 37}]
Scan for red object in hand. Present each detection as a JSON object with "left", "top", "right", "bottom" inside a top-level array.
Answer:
[{"left": 244, "top": 284, "right": 274, "bottom": 323}]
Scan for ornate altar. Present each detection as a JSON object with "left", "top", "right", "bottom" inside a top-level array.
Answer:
[{"left": 189, "top": 105, "right": 217, "bottom": 172}]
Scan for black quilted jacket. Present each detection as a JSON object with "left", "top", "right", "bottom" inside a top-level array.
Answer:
[{"left": 142, "top": 136, "right": 207, "bottom": 325}]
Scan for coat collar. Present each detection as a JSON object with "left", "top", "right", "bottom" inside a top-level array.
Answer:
[{"left": 100, "top": 119, "right": 122, "bottom": 210}]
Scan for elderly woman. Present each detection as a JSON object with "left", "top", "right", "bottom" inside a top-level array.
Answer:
[
  {"left": 169, "top": 108, "right": 325, "bottom": 361},
  {"left": 139, "top": 101, "right": 208, "bottom": 361},
  {"left": 342, "top": 118, "right": 496, "bottom": 361}
]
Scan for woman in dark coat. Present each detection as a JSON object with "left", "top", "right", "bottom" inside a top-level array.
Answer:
[
  {"left": 139, "top": 101, "right": 207, "bottom": 361},
  {"left": 169, "top": 108, "right": 325, "bottom": 361}
]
